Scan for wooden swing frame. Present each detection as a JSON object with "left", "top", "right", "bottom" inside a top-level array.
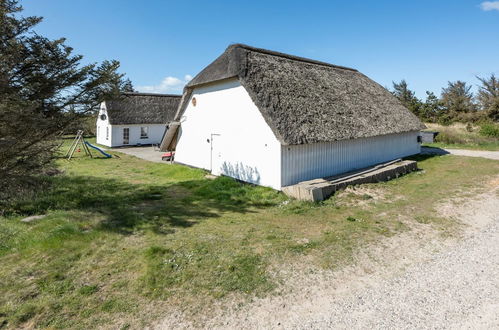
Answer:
[{"left": 65, "top": 130, "right": 93, "bottom": 160}]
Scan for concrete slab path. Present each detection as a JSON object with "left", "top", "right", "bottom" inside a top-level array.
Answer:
[{"left": 113, "top": 146, "right": 166, "bottom": 163}]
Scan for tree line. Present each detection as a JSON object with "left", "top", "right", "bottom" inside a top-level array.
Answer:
[{"left": 391, "top": 76, "right": 499, "bottom": 124}]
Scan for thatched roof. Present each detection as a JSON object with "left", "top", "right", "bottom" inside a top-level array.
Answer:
[
  {"left": 106, "top": 93, "right": 181, "bottom": 125},
  {"left": 175, "top": 44, "right": 424, "bottom": 145}
]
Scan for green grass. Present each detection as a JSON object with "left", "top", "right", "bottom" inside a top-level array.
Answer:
[{"left": 1, "top": 141, "right": 498, "bottom": 328}]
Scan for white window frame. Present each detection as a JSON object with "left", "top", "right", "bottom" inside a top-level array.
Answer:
[
  {"left": 140, "top": 126, "right": 149, "bottom": 139},
  {"left": 106, "top": 126, "right": 109, "bottom": 140}
]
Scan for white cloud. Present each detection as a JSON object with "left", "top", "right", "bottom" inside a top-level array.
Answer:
[
  {"left": 136, "top": 74, "right": 192, "bottom": 94},
  {"left": 480, "top": 1, "right": 499, "bottom": 11}
]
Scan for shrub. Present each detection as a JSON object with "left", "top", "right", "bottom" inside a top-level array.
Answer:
[
  {"left": 455, "top": 111, "right": 487, "bottom": 123},
  {"left": 434, "top": 130, "right": 466, "bottom": 144},
  {"left": 479, "top": 123, "right": 499, "bottom": 138},
  {"left": 437, "top": 115, "right": 453, "bottom": 126}
]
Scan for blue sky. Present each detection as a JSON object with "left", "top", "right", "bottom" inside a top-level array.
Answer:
[{"left": 22, "top": 0, "right": 499, "bottom": 98}]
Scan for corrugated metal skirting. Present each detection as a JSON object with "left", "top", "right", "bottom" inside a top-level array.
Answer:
[{"left": 281, "top": 131, "right": 420, "bottom": 187}]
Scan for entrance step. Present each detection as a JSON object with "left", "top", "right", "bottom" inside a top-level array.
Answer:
[{"left": 282, "top": 159, "right": 418, "bottom": 202}]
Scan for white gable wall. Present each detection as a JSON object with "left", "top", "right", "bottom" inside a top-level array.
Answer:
[
  {"left": 174, "top": 79, "right": 282, "bottom": 189},
  {"left": 281, "top": 131, "right": 421, "bottom": 187},
  {"left": 96, "top": 103, "right": 112, "bottom": 147}
]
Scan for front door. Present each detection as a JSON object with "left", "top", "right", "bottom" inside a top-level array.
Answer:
[{"left": 123, "top": 128, "right": 129, "bottom": 145}]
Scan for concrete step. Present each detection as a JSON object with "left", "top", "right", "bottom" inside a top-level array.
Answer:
[{"left": 282, "top": 160, "right": 418, "bottom": 201}]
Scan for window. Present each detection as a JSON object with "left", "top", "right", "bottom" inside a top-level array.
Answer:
[
  {"left": 106, "top": 127, "right": 109, "bottom": 140},
  {"left": 123, "top": 128, "right": 129, "bottom": 144},
  {"left": 140, "top": 127, "right": 149, "bottom": 139}
]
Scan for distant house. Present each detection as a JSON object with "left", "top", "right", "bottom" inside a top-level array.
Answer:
[
  {"left": 96, "top": 93, "right": 181, "bottom": 147},
  {"left": 161, "top": 44, "right": 424, "bottom": 190}
]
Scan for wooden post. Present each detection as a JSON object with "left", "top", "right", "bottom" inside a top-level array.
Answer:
[{"left": 66, "top": 130, "right": 86, "bottom": 160}]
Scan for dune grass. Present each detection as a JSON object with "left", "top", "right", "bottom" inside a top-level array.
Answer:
[
  {"left": 423, "top": 123, "right": 499, "bottom": 151},
  {"left": 1, "top": 141, "right": 498, "bottom": 329}
]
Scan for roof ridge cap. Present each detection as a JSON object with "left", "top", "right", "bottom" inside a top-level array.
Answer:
[
  {"left": 122, "top": 92, "right": 182, "bottom": 97},
  {"left": 228, "top": 43, "right": 358, "bottom": 72}
]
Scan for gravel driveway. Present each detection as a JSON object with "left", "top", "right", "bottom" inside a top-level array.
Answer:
[
  {"left": 115, "top": 146, "right": 499, "bottom": 164},
  {"left": 299, "top": 193, "right": 499, "bottom": 329},
  {"left": 421, "top": 146, "right": 499, "bottom": 160},
  {"left": 157, "top": 187, "right": 499, "bottom": 329}
]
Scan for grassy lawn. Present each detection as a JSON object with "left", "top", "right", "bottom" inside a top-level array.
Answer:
[
  {"left": 423, "top": 123, "right": 499, "bottom": 151},
  {"left": 1, "top": 141, "right": 498, "bottom": 329}
]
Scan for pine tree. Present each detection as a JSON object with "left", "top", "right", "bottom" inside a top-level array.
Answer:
[
  {"left": 440, "top": 81, "right": 476, "bottom": 117},
  {"left": 419, "top": 91, "right": 444, "bottom": 122},
  {"left": 0, "top": 0, "right": 129, "bottom": 201},
  {"left": 122, "top": 78, "right": 136, "bottom": 92},
  {"left": 477, "top": 74, "right": 499, "bottom": 121},
  {"left": 391, "top": 80, "right": 422, "bottom": 117}
]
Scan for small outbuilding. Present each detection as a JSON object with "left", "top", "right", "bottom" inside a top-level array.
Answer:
[
  {"left": 161, "top": 44, "right": 424, "bottom": 190},
  {"left": 420, "top": 131, "right": 439, "bottom": 143},
  {"left": 96, "top": 92, "right": 181, "bottom": 147}
]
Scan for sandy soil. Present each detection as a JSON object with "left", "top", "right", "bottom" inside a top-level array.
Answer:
[{"left": 154, "top": 176, "right": 499, "bottom": 329}]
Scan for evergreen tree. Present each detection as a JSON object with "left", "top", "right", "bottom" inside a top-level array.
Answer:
[
  {"left": 440, "top": 81, "right": 476, "bottom": 117},
  {"left": 477, "top": 74, "right": 499, "bottom": 121},
  {"left": 391, "top": 80, "right": 422, "bottom": 117},
  {"left": 0, "top": 0, "right": 129, "bottom": 200},
  {"left": 122, "top": 78, "right": 136, "bottom": 92},
  {"left": 420, "top": 91, "right": 444, "bottom": 122}
]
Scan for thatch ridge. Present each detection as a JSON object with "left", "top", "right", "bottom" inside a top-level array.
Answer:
[
  {"left": 106, "top": 93, "right": 181, "bottom": 125},
  {"left": 230, "top": 43, "right": 358, "bottom": 72},
  {"left": 122, "top": 92, "right": 182, "bottom": 98},
  {"left": 173, "top": 44, "right": 424, "bottom": 145}
]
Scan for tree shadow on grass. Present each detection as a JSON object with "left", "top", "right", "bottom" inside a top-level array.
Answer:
[{"left": 8, "top": 174, "right": 283, "bottom": 235}]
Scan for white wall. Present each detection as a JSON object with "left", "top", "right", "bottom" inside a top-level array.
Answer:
[
  {"left": 174, "top": 79, "right": 282, "bottom": 189},
  {"left": 109, "top": 124, "right": 166, "bottom": 147},
  {"left": 173, "top": 79, "right": 421, "bottom": 190},
  {"left": 96, "top": 103, "right": 112, "bottom": 147},
  {"left": 281, "top": 131, "right": 421, "bottom": 187},
  {"left": 96, "top": 102, "right": 166, "bottom": 147}
]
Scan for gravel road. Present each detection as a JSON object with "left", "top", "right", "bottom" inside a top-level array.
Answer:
[
  {"left": 299, "top": 193, "right": 499, "bottom": 329},
  {"left": 421, "top": 147, "right": 499, "bottom": 160}
]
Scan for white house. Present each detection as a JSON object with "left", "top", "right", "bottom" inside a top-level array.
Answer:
[
  {"left": 160, "top": 44, "right": 424, "bottom": 190},
  {"left": 96, "top": 92, "right": 181, "bottom": 147}
]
